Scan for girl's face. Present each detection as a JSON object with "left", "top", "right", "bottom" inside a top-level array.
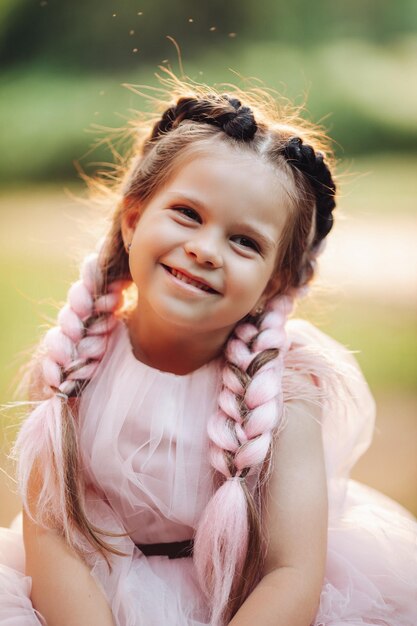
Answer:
[{"left": 122, "top": 142, "right": 293, "bottom": 337}]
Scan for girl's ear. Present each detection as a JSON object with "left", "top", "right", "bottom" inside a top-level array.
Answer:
[
  {"left": 261, "top": 272, "right": 282, "bottom": 303},
  {"left": 250, "top": 274, "right": 281, "bottom": 315},
  {"left": 120, "top": 199, "right": 141, "bottom": 249}
]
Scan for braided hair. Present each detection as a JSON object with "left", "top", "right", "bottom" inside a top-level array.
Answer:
[
  {"left": 282, "top": 136, "right": 336, "bottom": 249},
  {"left": 148, "top": 94, "right": 258, "bottom": 143},
  {"left": 14, "top": 254, "right": 128, "bottom": 556},
  {"left": 15, "top": 85, "right": 336, "bottom": 623}
]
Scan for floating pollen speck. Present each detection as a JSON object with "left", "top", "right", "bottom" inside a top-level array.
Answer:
[
  {"left": 132, "top": 48, "right": 139, "bottom": 53},
  {"left": 162, "top": 59, "right": 168, "bottom": 64},
  {"left": 188, "top": 18, "right": 194, "bottom": 23},
  {"left": 209, "top": 26, "right": 216, "bottom": 32},
  {"left": 40, "top": 0, "right": 47, "bottom": 6},
  {"left": 137, "top": 11, "right": 143, "bottom": 16},
  {"left": 129, "top": 30, "right": 135, "bottom": 35},
  {"left": 228, "top": 32, "right": 237, "bottom": 38},
  {"left": 112, "top": 13, "right": 117, "bottom": 18}
]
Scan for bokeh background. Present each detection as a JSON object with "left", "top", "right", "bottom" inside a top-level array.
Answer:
[{"left": 1, "top": 0, "right": 416, "bottom": 525}]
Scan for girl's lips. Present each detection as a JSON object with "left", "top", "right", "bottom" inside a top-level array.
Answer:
[{"left": 161, "top": 264, "right": 220, "bottom": 294}]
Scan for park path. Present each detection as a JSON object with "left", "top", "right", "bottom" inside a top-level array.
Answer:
[{"left": 319, "top": 214, "right": 417, "bottom": 305}]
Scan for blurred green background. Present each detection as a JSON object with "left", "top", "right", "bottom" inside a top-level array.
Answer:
[{"left": 1, "top": 0, "right": 416, "bottom": 523}]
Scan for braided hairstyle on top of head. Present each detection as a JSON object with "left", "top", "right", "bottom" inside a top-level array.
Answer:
[
  {"left": 282, "top": 136, "right": 336, "bottom": 249},
  {"left": 148, "top": 94, "right": 258, "bottom": 143}
]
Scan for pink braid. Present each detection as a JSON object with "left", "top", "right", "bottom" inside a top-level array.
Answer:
[
  {"left": 194, "top": 294, "right": 294, "bottom": 626},
  {"left": 13, "top": 252, "right": 125, "bottom": 546}
]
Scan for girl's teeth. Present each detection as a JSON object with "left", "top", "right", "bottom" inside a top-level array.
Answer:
[{"left": 171, "top": 268, "right": 210, "bottom": 291}]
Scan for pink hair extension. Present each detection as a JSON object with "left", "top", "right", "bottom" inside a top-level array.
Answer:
[
  {"left": 194, "top": 294, "right": 294, "bottom": 625},
  {"left": 13, "top": 253, "right": 124, "bottom": 545}
]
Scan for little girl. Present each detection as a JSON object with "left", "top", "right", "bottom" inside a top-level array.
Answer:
[{"left": 0, "top": 78, "right": 416, "bottom": 626}]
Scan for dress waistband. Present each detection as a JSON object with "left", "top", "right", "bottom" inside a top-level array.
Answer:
[{"left": 136, "top": 539, "right": 194, "bottom": 559}]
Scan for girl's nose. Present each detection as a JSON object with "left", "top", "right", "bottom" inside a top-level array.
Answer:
[{"left": 184, "top": 233, "right": 223, "bottom": 268}]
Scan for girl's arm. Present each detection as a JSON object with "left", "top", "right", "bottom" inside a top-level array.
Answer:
[
  {"left": 23, "top": 463, "right": 115, "bottom": 626},
  {"left": 23, "top": 364, "right": 115, "bottom": 625},
  {"left": 24, "top": 511, "right": 115, "bottom": 626},
  {"left": 229, "top": 392, "right": 328, "bottom": 626}
]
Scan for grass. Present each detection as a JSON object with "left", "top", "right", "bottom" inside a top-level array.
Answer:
[
  {"left": 299, "top": 296, "right": 417, "bottom": 392},
  {"left": 335, "top": 153, "right": 417, "bottom": 217},
  {"left": 0, "top": 257, "right": 73, "bottom": 400}
]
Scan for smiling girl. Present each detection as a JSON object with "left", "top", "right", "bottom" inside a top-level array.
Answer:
[{"left": 0, "top": 81, "right": 416, "bottom": 626}]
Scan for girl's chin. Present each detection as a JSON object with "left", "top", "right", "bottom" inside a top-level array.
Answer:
[{"left": 148, "top": 303, "right": 237, "bottom": 335}]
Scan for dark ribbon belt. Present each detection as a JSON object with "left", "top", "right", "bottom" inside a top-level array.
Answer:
[{"left": 136, "top": 539, "right": 194, "bottom": 559}]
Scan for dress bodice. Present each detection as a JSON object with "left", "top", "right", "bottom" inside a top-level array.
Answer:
[{"left": 78, "top": 322, "right": 222, "bottom": 544}]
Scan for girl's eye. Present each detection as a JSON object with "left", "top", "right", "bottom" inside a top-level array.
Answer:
[
  {"left": 231, "top": 235, "right": 261, "bottom": 253},
  {"left": 173, "top": 207, "right": 202, "bottom": 223}
]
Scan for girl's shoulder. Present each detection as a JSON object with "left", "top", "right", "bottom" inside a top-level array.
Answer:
[
  {"left": 286, "top": 318, "right": 353, "bottom": 357},
  {"left": 283, "top": 319, "right": 376, "bottom": 479},
  {"left": 284, "top": 318, "right": 370, "bottom": 390}
]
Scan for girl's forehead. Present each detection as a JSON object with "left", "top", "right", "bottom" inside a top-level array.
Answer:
[
  {"left": 173, "top": 137, "right": 273, "bottom": 176},
  {"left": 163, "top": 142, "right": 294, "bottom": 218},
  {"left": 148, "top": 145, "right": 293, "bottom": 242}
]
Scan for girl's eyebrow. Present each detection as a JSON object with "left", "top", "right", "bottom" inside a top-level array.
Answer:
[
  {"left": 232, "top": 221, "right": 277, "bottom": 252},
  {"left": 165, "top": 190, "right": 206, "bottom": 211},
  {"left": 166, "top": 191, "right": 278, "bottom": 252}
]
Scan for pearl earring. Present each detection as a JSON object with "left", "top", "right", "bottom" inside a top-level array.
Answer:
[
  {"left": 253, "top": 304, "right": 264, "bottom": 316},
  {"left": 126, "top": 243, "right": 131, "bottom": 254}
]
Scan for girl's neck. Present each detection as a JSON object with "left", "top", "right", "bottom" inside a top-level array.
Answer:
[{"left": 125, "top": 305, "right": 229, "bottom": 375}]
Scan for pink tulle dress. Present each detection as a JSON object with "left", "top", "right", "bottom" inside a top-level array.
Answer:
[{"left": 0, "top": 319, "right": 416, "bottom": 625}]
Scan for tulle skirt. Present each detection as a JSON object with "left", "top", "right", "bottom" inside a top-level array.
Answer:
[{"left": 0, "top": 480, "right": 416, "bottom": 626}]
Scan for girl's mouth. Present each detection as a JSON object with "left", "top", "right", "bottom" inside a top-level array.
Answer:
[{"left": 162, "top": 265, "right": 218, "bottom": 294}]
